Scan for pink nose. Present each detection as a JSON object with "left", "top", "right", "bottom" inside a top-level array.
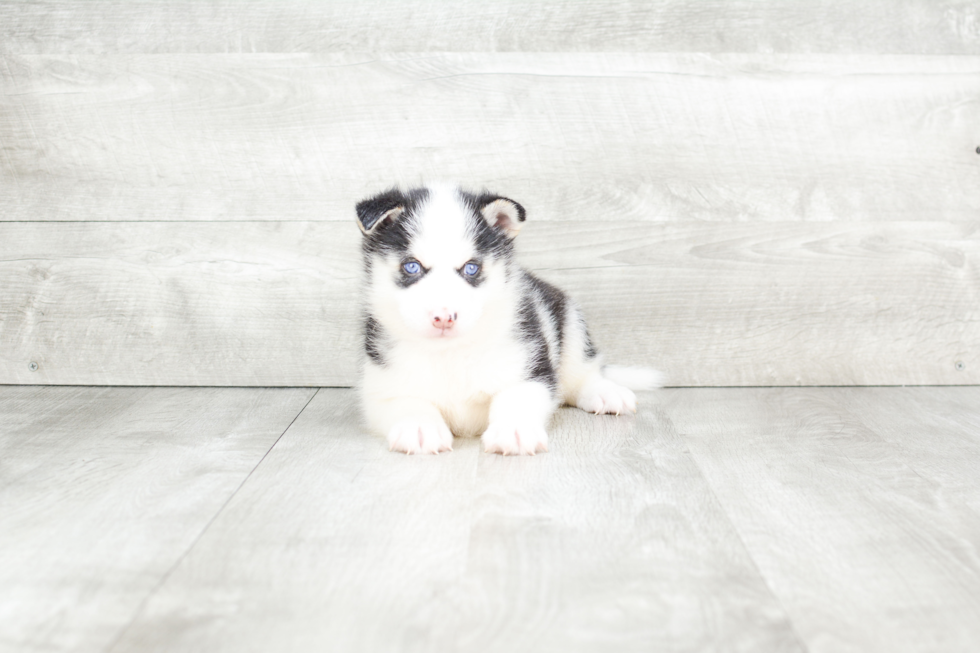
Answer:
[{"left": 431, "top": 310, "right": 457, "bottom": 330}]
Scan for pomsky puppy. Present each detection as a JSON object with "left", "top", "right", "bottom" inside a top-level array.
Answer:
[{"left": 356, "top": 184, "right": 663, "bottom": 455}]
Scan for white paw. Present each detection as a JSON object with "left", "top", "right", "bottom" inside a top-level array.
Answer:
[
  {"left": 482, "top": 422, "right": 549, "bottom": 456},
  {"left": 576, "top": 378, "right": 637, "bottom": 415},
  {"left": 387, "top": 420, "right": 454, "bottom": 455}
]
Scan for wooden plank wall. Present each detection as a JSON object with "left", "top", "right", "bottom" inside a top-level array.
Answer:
[{"left": 1, "top": 1, "right": 978, "bottom": 387}]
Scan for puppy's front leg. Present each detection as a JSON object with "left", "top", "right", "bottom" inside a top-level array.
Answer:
[
  {"left": 482, "top": 381, "right": 556, "bottom": 455},
  {"left": 365, "top": 396, "right": 454, "bottom": 455}
]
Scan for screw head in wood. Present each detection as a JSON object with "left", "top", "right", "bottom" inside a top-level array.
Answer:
[
  {"left": 29, "top": 361, "right": 38, "bottom": 372},
  {"left": 955, "top": 361, "right": 965, "bottom": 371}
]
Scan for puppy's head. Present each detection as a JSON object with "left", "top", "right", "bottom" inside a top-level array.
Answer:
[{"left": 357, "top": 184, "right": 525, "bottom": 341}]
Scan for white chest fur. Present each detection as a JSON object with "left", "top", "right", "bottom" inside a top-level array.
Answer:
[{"left": 362, "top": 330, "right": 528, "bottom": 438}]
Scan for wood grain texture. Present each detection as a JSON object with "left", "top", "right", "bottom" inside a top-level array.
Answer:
[
  {"left": 450, "top": 403, "right": 802, "bottom": 652},
  {"left": 4, "top": 387, "right": 979, "bottom": 652},
  {"left": 833, "top": 387, "right": 980, "bottom": 514},
  {"left": 2, "top": 0, "right": 979, "bottom": 55},
  {"left": 109, "top": 388, "right": 803, "bottom": 653},
  {"left": 2, "top": 53, "right": 978, "bottom": 223},
  {"left": 534, "top": 220, "right": 980, "bottom": 387},
  {"left": 663, "top": 387, "right": 980, "bottom": 653},
  {"left": 1, "top": 220, "right": 976, "bottom": 386},
  {"left": 0, "top": 385, "right": 316, "bottom": 653},
  {"left": 0, "top": 221, "right": 362, "bottom": 386}
]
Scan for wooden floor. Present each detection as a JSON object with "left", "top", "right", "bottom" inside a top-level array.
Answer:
[{"left": 1, "top": 386, "right": 978, "bottom": 652}]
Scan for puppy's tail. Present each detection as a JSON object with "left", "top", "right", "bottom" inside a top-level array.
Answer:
[{"left": 601, "top": 365, "right": 667, "bottom": 390}]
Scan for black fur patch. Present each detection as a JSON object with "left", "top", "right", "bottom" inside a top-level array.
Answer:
[
  {"left": 516, "top": 291, "right": 558, "bottom": 392},
  {"left": 355, "top": 188, "right": 405, "bottom": 233},
  {"left": 525, "top": 273, "right": 567, "bottom": 361},
  {"left": 364, "top": 315, "right": 388, "bottom": 366},
  {"left": 458, "top": 190, "right": 522, "bottom": 258},
  {"left": 359, "top": 187, "right": 430, "bottom": 259},
  {"left": 583, "top": 327, "right": 598, "bottom": 360}
]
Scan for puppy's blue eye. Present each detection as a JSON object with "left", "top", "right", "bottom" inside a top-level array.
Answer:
[
  {"left": 463, "top": 262, "right": 480, "bottom": 277},
  {"left": 403, "top": 261, "right": 421, "bottom": 275}
]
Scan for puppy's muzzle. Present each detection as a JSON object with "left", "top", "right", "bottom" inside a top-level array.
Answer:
[{"left": 431, "top": 309, "right": 457, "bottom": 333}]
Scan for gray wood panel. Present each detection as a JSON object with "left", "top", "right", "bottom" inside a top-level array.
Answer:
[
  {"left": 0, "top": 221, "right": 361, "bottom": 387},
  {"left": 109, "top": 388, "right": 803, "bottom": 653},
  {"left": 2, "top": 220, "right": 976, "bottom": 387},
  {"left": 536, "top": 220, "right": 980, "bottom": 387},
  {"left": 3, "top": 53, "right": 978, "bottom": 223},
  {"left": 0, "top": 385, "right": 316, "bottom": 653},
  {"left": 834, "top": 387, "right": 980, "bottom": 514},
  {"left": 663, "top": 387, "right": 980, "bottom": 653},
  {"left": 2, "top": 1, "right": 978, "bottom": 55}
]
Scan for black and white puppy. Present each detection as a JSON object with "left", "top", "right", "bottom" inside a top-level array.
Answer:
[{"left": 356, "top": 184, "right": 662, "bottom": 455}]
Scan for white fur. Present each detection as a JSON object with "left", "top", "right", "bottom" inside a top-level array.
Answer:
[{"left": 360, "top": 185, "right": 662, "bottom": 455}]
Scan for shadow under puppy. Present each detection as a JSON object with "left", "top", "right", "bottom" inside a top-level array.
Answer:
[{"left": 356, "top": 184, "right": 662, "bottom": 455}]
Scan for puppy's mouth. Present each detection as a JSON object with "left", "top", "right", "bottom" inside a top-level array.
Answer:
[{"left": 429, "top": 326, "right": 457, "bottom": 338}]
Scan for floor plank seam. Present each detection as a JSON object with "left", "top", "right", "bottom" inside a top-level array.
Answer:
[
  {"left": 672, "top": 424, "right": 813, "bottom": 653},
  {"left": 99, "top": 387, "right": 321, "bottom": 653}
]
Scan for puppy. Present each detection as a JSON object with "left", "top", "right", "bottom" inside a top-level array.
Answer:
[{"left": 356, "top": 184, "right": 662, "bottom": 455}]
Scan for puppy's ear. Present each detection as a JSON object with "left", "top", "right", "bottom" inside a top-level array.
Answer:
[
  {"left": 478, "top": 195, "right": 526, "bottom": 238},
  {"left": 356, "top": 189, "right": 406, "bottom": 235}
]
